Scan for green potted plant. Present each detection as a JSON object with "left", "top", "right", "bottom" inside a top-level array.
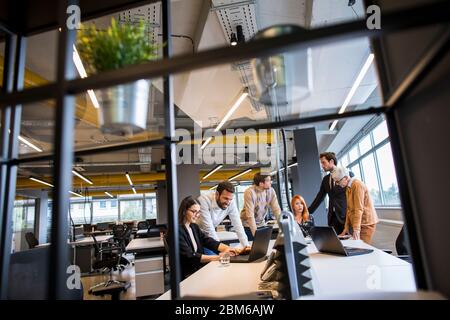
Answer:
[{"left": 76, "top": 18, "right": 160, "bottom": 135}]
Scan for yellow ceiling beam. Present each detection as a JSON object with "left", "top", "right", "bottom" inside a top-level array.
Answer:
[{"left": 17, "top": 168, "right": 260, "bottom": 190}]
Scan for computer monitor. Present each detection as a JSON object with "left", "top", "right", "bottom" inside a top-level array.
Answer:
[{"left": 260, "top": 211, "right": 314, "bottom": 299}]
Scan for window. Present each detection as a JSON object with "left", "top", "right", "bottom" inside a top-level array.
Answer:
[
  {"left": 349, "top": 146, "right": 359, "bottom": 163},
  {"left": 373, "top": 121, "right": 388, "bottom": 145},
  {"left": 120, "top": 200, "right": 143, "bottom": 221},
  {"left": 376, "top": 144, "right": 401, "bottom": 205},
  {"left": 145, "top": 193, "right": 157, "bottom": 219},
  {"left": 92, "top": 199, "right": 118, "bottom": 223},
  {"left": 70, "top": 201, "right": 92, "bottom": 225},
  {"left": 361, "top": 154, "right": 382, "bottom": 205},
  {"left": 339, "top": 120, "right": 400, "bottom": 207},
  {"left": 111, "top": 200, "right": 117, "bottom": 208},
  {"left": 358, "top": 134, "right": 372, "bottom": 155},
  {"left": 349, "top": 163, "right": 361, "bottom": 180},
  {"left": 340, "top": 153, "right": 349, "bottom": 168}
]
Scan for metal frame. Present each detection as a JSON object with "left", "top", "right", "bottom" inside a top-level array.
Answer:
[{"left": 0, "top": 0, "right": 448, "bottom": 299}]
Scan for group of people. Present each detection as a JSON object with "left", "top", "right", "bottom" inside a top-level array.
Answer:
[{"left": 175, "top": 152, "right": 378, "bottom": 279}]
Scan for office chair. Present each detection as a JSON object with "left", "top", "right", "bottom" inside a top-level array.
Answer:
[
  {"left": 112, "top": 225, "right": 132, "bottom": 271},
  {"left": 88, "top": 235, "right": 130, "bottom": 296},
  {"left": 395, "top": 226, "right": 412, "bottom": 263},
  {"left": 25, "top": 232, "right": 39, "bottom": 249},
  {"left": 146, "top": 218, "right": 157, "bottom": 227},
  {"left": 137, "top": 221, "right": 148, "bottom": 230},
  {"left": 96, "top": 222, "right": 109, "bottom": 231}
]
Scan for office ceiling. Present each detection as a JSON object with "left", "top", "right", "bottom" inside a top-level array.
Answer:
[{"left": 0, "top": 0, "right": 382, "bottom": 193}]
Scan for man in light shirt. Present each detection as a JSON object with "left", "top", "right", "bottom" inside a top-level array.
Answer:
[
  {"left": 241, "top": 173, "right": 281, "bottom": 240},
  {"left": 197, "top": 181, "right": 250, "bottom": 252}
]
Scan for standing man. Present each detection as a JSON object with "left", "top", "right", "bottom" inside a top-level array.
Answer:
[
  {"left": 241, "top": 173, "right": 281, "bottom": 240},
  {"left": 197, "top": 181, "right": 250, "bottom": 249},
  {"left": 308, "top": 152, "right": 347, "bottom": 234},
  {"left": 331, "top": 166, "right": 378, "bottom": 244}
]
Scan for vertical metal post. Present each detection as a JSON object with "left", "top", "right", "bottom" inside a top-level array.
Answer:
[
  {"left": 274, "top": 130, "right": 283, "bottom": 209},
  {"left": 48, "top": 0, "right": 77, "bottom": 299},
  {"left": 162, "top": 0, "right": 181, "bottom": 299},
  {"left": 385, "top": 108, "right": 430, "bottom": 290},
  {"left": 0, "top": 33, "right": 22, "bottom": 299}
]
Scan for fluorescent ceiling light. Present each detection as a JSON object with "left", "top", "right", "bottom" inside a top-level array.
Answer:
[
  {"left": 73, "top": 46, "right": 100, "bottom": 109},
  {"left": 201, "top": 89, "right": 248, "bottom": 149},
  {"left": 202, "top": 164, "right": 223, "bottom": 180},
  {"left": 72, "top": 170, "right": 93, "bottom": 185},
  {"left": 214, "top": 91, "right": 248, "bottom": 132},
  {"left": 209, "top": 185, "right": 218, "bottom": 190},
  {"left": 228, "top": 168, "right": 252, "bottom": 181},
  {"left": 200, "top": 137, "right": 213, "bottom": 150},
  {"left": 132, "top": 187, "right": 137, "bottom": 194},
  {"left": 125, "top": 172, "right": 133, "bottom": 186},
  {"left": 18, "top": 135, "right": 43, "bottom": 152},
  {"left": 30, "top": 177, "right": 54, "bottom": 187},
  {"left": 270, "top": 162, "right": 298, "bottom": 175},
  {"left": 330, "top": 53, "right": 374, "bottom": 131},
  {"left": 105, "top": 191, "right": 114, "bottom": 198},
  {"left": 69, "top": 191, "right": 83, "bottom": 198}
]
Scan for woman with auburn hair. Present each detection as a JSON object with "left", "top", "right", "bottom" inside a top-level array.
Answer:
[{"left": 291, "top": 195, "right": 310, "bottom": 225}]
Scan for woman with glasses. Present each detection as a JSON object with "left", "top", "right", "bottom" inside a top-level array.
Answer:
[
  {"left": 176, "top": 196, "right": 238, "bottom": 279},
  {"left": 331, "top": 166, "right": 379, "bottom": 244}
]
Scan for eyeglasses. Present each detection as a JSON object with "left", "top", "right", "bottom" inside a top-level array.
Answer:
[
  {"left": 187, "top": 208, "right": 200, "bottom": 215},
  {"left": 335, "top": 177, "right": 345, "bottom": 184}
]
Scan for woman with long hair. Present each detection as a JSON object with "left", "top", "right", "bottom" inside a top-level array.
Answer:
[
  {"left": 176, "top": 196, "right": 238, "bottom": 279},
  {"left": 291, "top": 195, "right": 310, "bottom": 225}
]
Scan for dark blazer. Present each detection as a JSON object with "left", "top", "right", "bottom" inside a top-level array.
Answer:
[
  {"left": 179, "top": 223, "right": 221, "bottom": 279},
  {"left": 308, "top": 173, "right": 347, "bottom": 225}
]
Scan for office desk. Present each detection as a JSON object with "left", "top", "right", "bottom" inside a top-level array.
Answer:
[
  {"left": 35, "top": 235, "right": 114, "bottom": 273},
  {"left": 84, "top": 230, "right": 112, "bottom": 236},
  {"left": 126, "top": 237, "right": 166, "bottom": 297},
  {"left": 72, "top": 235, "right": 113, "bottom": 246},
  {"left": 158, "top": 239, "right": 417, "bottom": 300},
  {"left": 125, "top": 237, "right": 164, "bottom": 254}
]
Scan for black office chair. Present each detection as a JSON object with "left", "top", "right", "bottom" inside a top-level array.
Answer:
[
  {"left": 112, "top": 225, "right": 132, "bottom": 270},
  {"left": 395, "top": 226, "right": 412, "bottom": 263},
  {"left": 88, "top": 235, "right": 130, "bottom": 299},
  {"left": 137, "top": 221, "right": 148, "bottom": 230},
  {"left": 25, "top": 232, "right": 39, "bottom": 249}
]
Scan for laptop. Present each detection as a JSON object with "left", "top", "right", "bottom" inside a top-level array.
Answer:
[
  {"left": 310, "top": 226, "right": 373, "bottom": 256},
  {"left": 230, "top": 227, "right": 272, "bottom": 263}
]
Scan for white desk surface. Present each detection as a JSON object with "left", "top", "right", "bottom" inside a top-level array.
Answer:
[
  {"left": 126, "top": 237, "right": 164, "bottom": 252},
  {"left": 35, "top": 235, "right": 113, "bottom": 247},
  {"left": 72, "top": 235, "right": 113, "bottom": 245},
  {"left": 158, "top": 239, "right": 417, "bottom": 300}
]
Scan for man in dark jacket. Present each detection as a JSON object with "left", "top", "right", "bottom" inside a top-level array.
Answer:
[{"left": 308, "top": 152, "right": 347, "bottom": 234}]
